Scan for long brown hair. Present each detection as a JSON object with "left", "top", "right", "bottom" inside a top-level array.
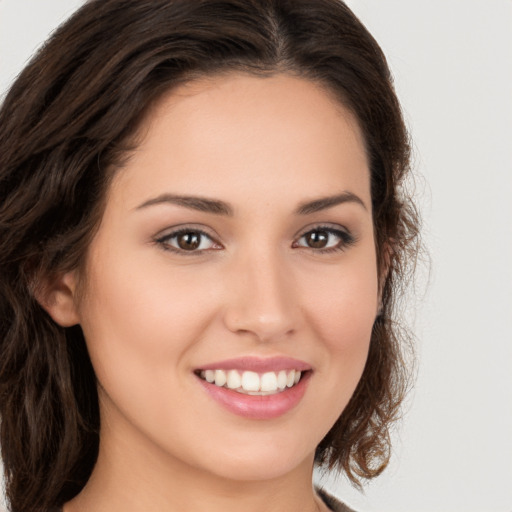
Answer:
[{"left": 0, "top": 0, "right": 420, "bottom": 510}]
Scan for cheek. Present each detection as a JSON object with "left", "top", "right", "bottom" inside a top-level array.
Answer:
[
  {"left": 304, "top": 257, "right": 378, "bottom": 343},
  {"left": 285, "top": 258, "right": 379, "bottom": 447},
  {"left": 300, "top": 255, "right": 378, "bottom": 390},
  {"left": 76, "top": 252, "right": 217, "bottom": 439},
  {"left": 79, "top": 246, "right": 211, "bottom": 344},
  {"left": 76, "top": 245, "right": 216, "bottom": 400}
]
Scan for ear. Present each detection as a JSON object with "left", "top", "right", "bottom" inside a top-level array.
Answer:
[{"left": 33, "top": 271, "right": 81, "bottom": 327}]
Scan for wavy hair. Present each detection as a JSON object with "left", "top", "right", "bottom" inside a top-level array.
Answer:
[{"left": 0, "top": 0, "right": 420, "bottom": 510}]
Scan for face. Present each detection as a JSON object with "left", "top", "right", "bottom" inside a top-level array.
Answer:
[{"left": 73, "top": 73, "right": 379, "bottom": 483}]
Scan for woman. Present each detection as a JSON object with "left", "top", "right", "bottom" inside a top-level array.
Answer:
[{"left": 0, "top": 1, "right": 419, "bottom": 511}]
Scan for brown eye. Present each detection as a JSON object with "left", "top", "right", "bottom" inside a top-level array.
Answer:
[
  {"left": 304, "top": 230, "right": 329, "bottom": 249},
  {"left": 177, "top": 232, "right": 201, "bottom": 250},
  {"left": 294, "top": 226, "right": 355, "bottom": 252},
  {"left": 157, "top": 228, "right": 219, "bottom": 253}
]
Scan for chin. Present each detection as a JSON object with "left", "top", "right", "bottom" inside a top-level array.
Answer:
[
  {"left": 206, "top": 454, "right": 311, "bottom": 483},
  {"left": 184, "top": 430, "right": 316, "bottom": 483}
]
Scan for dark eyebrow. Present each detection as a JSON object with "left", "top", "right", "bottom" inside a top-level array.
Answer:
[
  {"left": 295, "top": 191, "right": 367, "bottom": 215},
  {"left": 135, "top": 194, "right": 233, "bottom": 216}
]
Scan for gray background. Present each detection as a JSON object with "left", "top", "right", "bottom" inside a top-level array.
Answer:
[{"left": 1, "top": 1, "right": 511, "bottom": 511}]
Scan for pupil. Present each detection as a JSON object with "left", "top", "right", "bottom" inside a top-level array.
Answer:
[
  {"left": 178, "top": 232, "right": 200, "bottom": 250},
  {"left": 307, "top": 231, "right": 328, "bottom": 248}
]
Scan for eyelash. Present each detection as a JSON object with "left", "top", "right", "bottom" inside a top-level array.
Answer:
[
  {"left": 154, "top": 225, "right": 356, "bottom": 255},
  {"left": 155, "top": 227, "right": 219, "bottom": 255},
  {"left": 293, "top": 225, "right": 356, "bottom": 254}
]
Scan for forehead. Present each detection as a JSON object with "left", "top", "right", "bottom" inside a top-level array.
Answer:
[{"left": 110, "top": 72, "right": 370, "bottom": 210}]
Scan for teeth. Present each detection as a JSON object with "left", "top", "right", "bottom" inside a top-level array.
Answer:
[
  {"left": 260, "top": 371, "right": 278, "bottom": 392},
  {"left": 200, "top": 369, "right": 303, "bottom": 394},
  {"left": 277, "top": 370, "right": 287, "bottom": 390},
  {"left": 214, "top": 369, "right": 227, "bottom": 387},
  {"left": 241, "top": 371, "right": 260, "bottom": 391},
  {"left": 226, "top": 369, "right": 242, "bottom": 389}
]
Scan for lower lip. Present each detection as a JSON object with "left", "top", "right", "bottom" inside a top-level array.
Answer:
[{"left": 197, "top": 372, "right": 311, "bottom": 420}]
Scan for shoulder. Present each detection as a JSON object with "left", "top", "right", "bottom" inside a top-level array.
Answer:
[{"left": 316, "top": 486, "right": 358, "bottom": 512}]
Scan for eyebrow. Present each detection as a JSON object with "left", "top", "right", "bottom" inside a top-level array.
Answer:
[
  {"left": 136, "top": 194, "right": 233, "bottom": 216},
  {"left": 135, "top": 190, "right": 367, "bottom": 216},
  {"left": 295, "top": 191, "right": 367, "bottom": 215}
]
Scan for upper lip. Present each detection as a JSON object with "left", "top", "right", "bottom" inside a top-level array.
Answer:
[{"left": 196, "top": 356, "right": 312, "bottom": 373}]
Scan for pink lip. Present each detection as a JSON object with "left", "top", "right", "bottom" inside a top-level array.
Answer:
[
  {"left": 197, "top": 372, "right": 311, "bottom": 420},
  {"left": 197, "top": 356, "right": 312, "bottom": 373}
]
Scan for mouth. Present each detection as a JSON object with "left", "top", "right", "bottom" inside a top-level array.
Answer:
[
  {"left": 194, "top": 357, "right": 312, "bottom": 420},
  {"left": 195, "top": 368, "right": 305, "bottom": 396}
]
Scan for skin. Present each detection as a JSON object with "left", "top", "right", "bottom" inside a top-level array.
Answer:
[{"left": 44, "top": 72, "right": 380, "bottom": 512}]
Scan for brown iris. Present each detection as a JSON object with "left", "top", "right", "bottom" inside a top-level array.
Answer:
[
  {"left": 305, "top": 230, "right": 329, "bottom": 249},
  {"left": 177, "top": 232, "right": 201, "bottom": 250}
]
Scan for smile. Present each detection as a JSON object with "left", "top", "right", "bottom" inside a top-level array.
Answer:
[
  {"left": 195, "top": 358, "right": 312, "bottom": 420},
  {"left": 198, "top": 369, "right": 302, "bottom": 395}
]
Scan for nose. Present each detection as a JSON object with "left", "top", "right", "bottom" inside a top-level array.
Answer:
[{"left": 222, "top": 250, "right": 298, "bottom": 342}]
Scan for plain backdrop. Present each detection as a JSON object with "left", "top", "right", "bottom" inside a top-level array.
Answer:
[{"left": 1, "top": 1, "right": 511, "bottom": 511}]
